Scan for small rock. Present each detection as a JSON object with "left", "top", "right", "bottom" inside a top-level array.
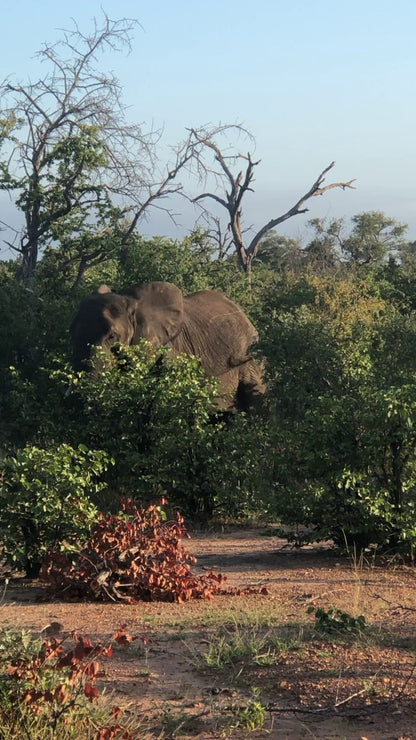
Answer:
[{"left": 40, "top": 621, "right": 63, "bottom": 636}]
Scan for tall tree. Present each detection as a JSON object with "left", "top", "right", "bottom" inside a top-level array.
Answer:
[
  {"left": 0, "top": 16, "right": 189, "bottom": 286},
  {"left": 306, "top": 212, "right": 408, "bottom": 268},
  {"left": 256, "top": 230, "right": 304, "bottom": 273},
  {"left": 303, "top": 217, "right": 344, "bottom": 272},
  {"left": 341, "top": 211, "right": 408, "bottom": 265}
]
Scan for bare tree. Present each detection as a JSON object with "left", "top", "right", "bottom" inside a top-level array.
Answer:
[
  {"left": 205, "top": 216, "right": 235, "bottom": 261},
  {"left": 0, "top": 15, "right": 192, "bottom": 286},
  {"left": 68, "top": 139, "right": 200, "bottom": 289},
  {"left": 188, "top": 126, "right": 356, "bottom": 284}
]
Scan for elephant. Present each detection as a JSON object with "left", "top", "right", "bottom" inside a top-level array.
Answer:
[{"left": 70, "top": 281, "right": 265, "bottom": 413}]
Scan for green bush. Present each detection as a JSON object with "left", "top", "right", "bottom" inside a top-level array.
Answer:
[
  {"left": 0, "top": 444, "right": 109, "bottom": 576},
  {"left": 263, "top": 274, "right": 416, "bottom": 553},
  {"left": 0, "top": 268, "right": 80, "bottom": 452},
  {"left": 309, "top": 606, "right": 366, "bottom": 635},
  {"left": 60, "top": 345, "right": 273, "bottom": 522},
  {"left": 0, "top": 363, "right": 73, "bottom": 452},
  {"left": 0, "top": 627, "right": 41, "bottom": 665}
]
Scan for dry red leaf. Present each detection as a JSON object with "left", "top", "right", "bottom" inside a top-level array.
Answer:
[
  {"left": 84, "top": 683, "right": 99, "bottom": 702},
  {"left": 41, "top": 499, "right": 230, "bottom": 603},
  {"left": 4, "top": 627, "right": 144, "bottom": 738}
]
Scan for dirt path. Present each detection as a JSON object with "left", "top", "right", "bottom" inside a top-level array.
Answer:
[{"left": 2, "top": 529, "right": 416, "bottom": 739}]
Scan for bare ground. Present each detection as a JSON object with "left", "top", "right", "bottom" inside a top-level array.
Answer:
[{"left": 2, "top": 528, "right": 416, "bottom": 739}]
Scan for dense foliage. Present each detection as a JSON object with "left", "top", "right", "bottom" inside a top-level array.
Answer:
[
  {"left": 0, "top": 444, "right": 109, "bottom": 576},
  {"left": 59, "top": 343, "right": 271, "bottom": 521},
  {"left": 262, "top": 260, "right": 416, "bottom": 552},
  {"left": 3, "top": 212, "right": 416, "bottom": 564},
  {"left": 2, "top": 19, "right": 416, "bottom": 562}
]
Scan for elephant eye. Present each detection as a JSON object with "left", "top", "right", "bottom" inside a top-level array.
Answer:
[{"left": 107, "top": 330, "right": 120, "bottom": 342}]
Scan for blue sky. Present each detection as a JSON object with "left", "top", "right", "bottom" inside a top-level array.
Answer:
[{"left": 1, "top": 0, "right": 416, "bottom": 247}]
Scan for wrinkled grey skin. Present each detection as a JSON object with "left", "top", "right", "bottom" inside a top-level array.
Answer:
[{"left": 70, "top": 281, "right": 266, "bottom": 412}]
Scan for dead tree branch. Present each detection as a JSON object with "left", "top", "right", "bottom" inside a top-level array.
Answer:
[
  {"left": 189, "top": 125, "right": 355, "bottom": 282},
  {"left": 245, "top": 162, "right": 356, "bottom": 266}
]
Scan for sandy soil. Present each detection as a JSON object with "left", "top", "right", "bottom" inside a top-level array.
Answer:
[{"left": 2, "top": 528, "right": 416, "bottom": 739}]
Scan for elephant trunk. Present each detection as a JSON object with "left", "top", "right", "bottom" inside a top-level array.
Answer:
[{"left": 72, "top": 343, "right": 112, "bottom": 374}]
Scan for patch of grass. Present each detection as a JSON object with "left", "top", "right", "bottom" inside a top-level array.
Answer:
[
  {"left": 139, "top": 602, "right": 285, "bottom": 633},
  {"left": 223, "top": 689, "right": 267, "bottom": 733},
  {"left": 0, "top": 683, "right": 144, "bottom": 740},
  {"left": 196, "top": 619, "right": 306, "bottom": 673},
  {"left": 269, "top": 526, "right": 313, "bottom": 548},
  {"left": 359, "top": 625, "right": 416, "bottom": 653},
  {"left": 386, "top": 633, "right": 416, "bottom": 652},
  {"left": 157, "top": 623, "right": 192, "bottom": 642},
  {"left": 133, "top": 667, "right": 151, "bottom": 677},
  {"left": 200, "top": 604, "right": 283, "bottom": 630},
  {"left": 164, "top": 631, "right": 192, "bottom": 642}
]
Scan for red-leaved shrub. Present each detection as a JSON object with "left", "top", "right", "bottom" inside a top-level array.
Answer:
[
  {"left": 4, "top": 626, "right": 145, "bottom": 739},
  {"left": 41, "top": 499, "right": 227, "bottom": 603}
]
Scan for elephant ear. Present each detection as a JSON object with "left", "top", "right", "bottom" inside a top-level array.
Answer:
[
  {"left": 97, "top": 284, "right": 112, "bottom": 294},
  {"left": 132, "top": 281, "right": 184, "bottom": 343}
]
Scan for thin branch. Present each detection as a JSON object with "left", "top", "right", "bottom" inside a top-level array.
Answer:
[
  {"left": 372, "top": 592, "right": 416, "bottom": 613},
  {"left": 193, "top": 191, "right": 228, "bottom": 209},
  {"left": 246, "top": 162, "right": 356, "bottom": 262},
  {"left": 188, "top": 124, "right": 355, "bottom": 280}
]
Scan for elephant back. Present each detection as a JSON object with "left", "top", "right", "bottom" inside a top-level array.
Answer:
[{"left": 180, "top": 290, "right": 259, "bottom": 377}]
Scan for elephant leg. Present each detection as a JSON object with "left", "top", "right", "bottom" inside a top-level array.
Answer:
[
  {"left": 215, "top": 368, "right": 240, "bottom": 411},
  {"left": 236, "top": 359, "right": 266, "bottom": 414}
]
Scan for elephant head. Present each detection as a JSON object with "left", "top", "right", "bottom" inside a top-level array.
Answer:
[
  {"left": 70, "top": 282, "right": 187, "bottom": 370},
  {"left": 70, "top": 285, "right": 136, "bottom": 372},
  {"left": 70, "top": 281, "right": 265, "bottom": 412},
  {"left": 123, "top": 281, "right": 185, "bottom": 346}
]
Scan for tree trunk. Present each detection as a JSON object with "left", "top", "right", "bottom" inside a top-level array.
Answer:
[
  {"left": 389, "top": 439, "right": 403, "bottom": 548},
  {"left": 17, "top": 246, "right": 37, "bottom": 286}
]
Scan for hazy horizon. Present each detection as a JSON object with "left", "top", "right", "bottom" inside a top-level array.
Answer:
[{"left": 1, "top": 0, "right": 415, "bottom": 258}]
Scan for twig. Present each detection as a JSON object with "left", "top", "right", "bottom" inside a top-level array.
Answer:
[
  {"left": 372, "top": 592, "right": 416, "bottom": 613},
  {"left": 266, "top": 704, "right": 331, "bottom": 715},
  {"left": 266, "top": 702, "right": 387, "bottom": 719},
  {"left": 171, "top": 709, "right": 210, "bottom": 737},
  {"left": 0, "top": 577, "right": 9, "bottom": 606},
  {"left": 334, "top": 687, "right": 367, "bottom": 708},
  {"left": 394, "top": 659, "right": 416, "bottom": 701}
]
